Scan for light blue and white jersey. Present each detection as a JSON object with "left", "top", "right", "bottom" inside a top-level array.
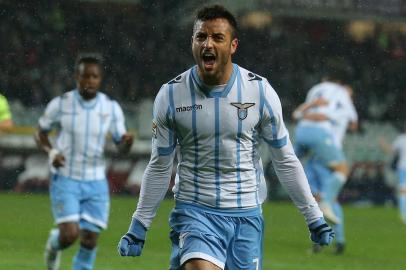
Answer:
[
  {"left": 39, "top": 89, "right": 127, "bottom": 181},
  {"left": 331, "top": 95, "right": 357, "bottom": 148},
  {"left": 135, "top": 64, "right": 322, "bottom": 228},
  {"left": 393, "top": 134, "right": 406, "bottom": 171},
  {"left": 299, "top": 82, "right": 349, "bottom": 135}
]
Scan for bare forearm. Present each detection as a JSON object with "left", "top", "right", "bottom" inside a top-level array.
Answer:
[
  {"left": 302, "top": 113, "right": 329, "bottom": 122},
  {"left": 292, "top": 103, "right": 313, "bottom": 120},
  {"left": 34, "top": 130, "right": 53, "bottom": 153}
]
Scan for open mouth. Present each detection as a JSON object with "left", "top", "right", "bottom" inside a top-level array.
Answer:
[{"left": 202, "top": 52, "right": 216, "bottom": 70}]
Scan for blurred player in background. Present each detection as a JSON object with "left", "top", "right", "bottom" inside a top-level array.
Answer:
[
  {"left": 118, "top": 5, "right": 333, "bottom": 270},
  {"left": 35, "top": 56, "right": 133, "bottom": 270},
  {"left": 293, "top": 77, "right": 357, "bottom": 254},
  {"left": 0, "top": 93, "right": 13, "bottom": 133},
  {"left": 379, "top": 120, "right": 406, "bottom": 224}
]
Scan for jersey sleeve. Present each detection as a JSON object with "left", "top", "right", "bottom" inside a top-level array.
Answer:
[
  {"left": 259, "top": 80, "right": 288, "bottom": 148},
  {"left": 151, "top": 85, "right": 177, "bottom": 156},
  {"left": 133, "top": 85, "right": 177, "bottom": 228},
  {"left": 0, "top": 95, "right": 12, "bottom": 122},
  {"left": 304, "top": 85, "right": 319, "bottom": 103},
  {"left": 109, "top": 101, "right": 127, "bottom": 143},
  {"left": 260, "top": 80, "right": 323, "bottom": 224},
  {"left": 38, "top": 97, "right": 61, "bottom": 132}
]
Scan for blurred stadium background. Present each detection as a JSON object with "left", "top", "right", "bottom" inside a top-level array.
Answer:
[{"left": 1, "top": 0, "right": 406, "bottom": 269}]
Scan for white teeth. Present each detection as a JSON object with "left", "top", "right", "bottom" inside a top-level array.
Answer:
[{"left": 203, "top": 52, "right": 215, "bottom": 57}]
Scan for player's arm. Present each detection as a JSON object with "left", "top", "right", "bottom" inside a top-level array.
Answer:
[
  {"left": 118, "top": 85, "right": 176, "bottom": 257},
  {"left": 35, "top": 97, "right": 65, "bottom": 167},
  {"left": 109, "top": 101, "right": 133, "bottom": 154},
  {"left": 0, "top": 95, "right": 13, "bottom": 133},
  {"left": 301, "top": 112, "right": 329, "bottom": 121},
  {"left": 292, "top": 98, "right": 328, "bottom": 121},
  {"left": 260, "top": 81, "right": 334, "bottom": 245},
  {"left": 347, "top": 101, "right": 358, "bottom": 133}
]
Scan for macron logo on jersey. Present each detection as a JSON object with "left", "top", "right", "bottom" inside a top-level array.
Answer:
[{"left": 176, "top": 104, "right": 203, "bottom": 113}]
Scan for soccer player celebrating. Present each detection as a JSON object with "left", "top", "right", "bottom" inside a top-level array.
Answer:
[
  {"left": 293, "top": 74, "right": 354, "bottom": 225},
  {"left": 293, "top": 84, "right": 358, "bottom": 254},
  {"left": 118, "top": 5, "right": 333, "bottom": 270},
  {"left": 36, "top": 56, "right": 133, "bottom": 270}
]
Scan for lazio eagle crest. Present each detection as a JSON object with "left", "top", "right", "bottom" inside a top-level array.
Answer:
[{"left": 230, "top": 102, "right": 255, "bottom": 120}]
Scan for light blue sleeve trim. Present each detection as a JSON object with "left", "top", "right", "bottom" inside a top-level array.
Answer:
[
  {"left": 263, "top": 135, "right": 288, "bottom": 148},
  {"left": 157, "top": 144, "right": 176, "bottom": 156}
]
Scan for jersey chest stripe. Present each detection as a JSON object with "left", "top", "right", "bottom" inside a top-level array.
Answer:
[
  {"left": 81, "top": 110, "right": 91, "bottom": 179},
  {"left": 258, "top": 81, "right": 264, "bottom": 121},
  {"left": 168, "top": 84, "right": 180, "bottom": 196},
  {"left": 55, "top": 96, "right": 64, "bottom": 144},
  {"left": 93, "top": 104, "right": 104, "bottom": 179},
  {"left": 111, "top": 102, "right": 118, "bottom": 142},
  {"left": 215, "top": 97, "right": 221, "bottom": 208},
  {"left": 68, "top": 97, "right": 77, "bottom": 178},
  {"left": 189, "top": 74, "right": 200, "bottom": 202},
  {"left": 236, "top": 69, "right": 243, "bottom": 208},
  {"left": 252, "top": 134, "right": 260, "bottom": 206},
  {"left": 255, "top": 82, "right": 264, "bottom": 205},
  {"left": 260, "top": 82, "right": 278, "bottom": 140}
]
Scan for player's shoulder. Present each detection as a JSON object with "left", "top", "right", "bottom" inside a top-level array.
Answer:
[
  {"left": 97, "top": 91, "right": 115, "bottom": 103},
  {"left": 50, "top": 90, "right": 74, "bottom": 104},
  {"left": 165, "top": 68, "right": 191, "bottom": 86},
  {"left": 237, "top": 65, "right": 279, "bottom": 95},
  {"left": 237, "top": 65, "right": 267, "bottom": 83},
  {"left": 156, "top": 69, "right": 192, "bottom": 101}
]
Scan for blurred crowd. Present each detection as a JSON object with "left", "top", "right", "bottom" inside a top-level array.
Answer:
[{"left": 1, "top": 1, "right": 405, "bottom": 122}]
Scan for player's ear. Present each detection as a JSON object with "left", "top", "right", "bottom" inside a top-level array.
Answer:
[{"left": 230, "top": 38, "right": 238, "bottom": 55}]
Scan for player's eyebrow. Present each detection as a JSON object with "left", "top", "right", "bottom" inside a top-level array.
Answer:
[
  {"left": 212, "top": 32, "right": 225, "bottom": 37},
  {"left": 195, "top": 31, "right": 226, "bottom": 38}
]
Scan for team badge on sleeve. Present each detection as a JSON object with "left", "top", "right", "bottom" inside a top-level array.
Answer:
[
  {"left": 231, "top": 103, "right": 255, "bottom": 120},
  {"left": 152, "top": 121, "right": 157, "bottom": 138}
]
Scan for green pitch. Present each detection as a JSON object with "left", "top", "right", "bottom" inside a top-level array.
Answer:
[{"left": 0, "top": 193, "right": 405, "bottom": 269}]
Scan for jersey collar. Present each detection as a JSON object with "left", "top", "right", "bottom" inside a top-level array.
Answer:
[
  {"left": 74, "top": 89, "right": 100, "bottom": 110},
  {"left": 190, "top": 64, "right": 238, "bottom": 98}
]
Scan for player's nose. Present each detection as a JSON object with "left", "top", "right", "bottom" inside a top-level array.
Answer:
[{"left": 202, "top": 36, "right": 214, "bottom": 49}]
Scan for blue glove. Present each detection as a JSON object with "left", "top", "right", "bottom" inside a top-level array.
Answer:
[
  {"left": 308, "top": 217, "right": 335, "bottom": 246},
  {"left": 118, "top": 218, "right": 147, "bottom": 256}
]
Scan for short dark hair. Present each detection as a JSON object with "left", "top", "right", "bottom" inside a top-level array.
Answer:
[
  {"left": 194, "top": 5, "right": 238, "bottom": 38},
  {"left": 75, "top": 56, "right": 103, "bottom": 73}
]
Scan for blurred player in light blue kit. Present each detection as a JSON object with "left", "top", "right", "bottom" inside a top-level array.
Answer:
[
  {"left": 118, "top": 5, "right": 334, "bottom": 270},
  {"left": 380, "top": 120, "right": 406, "bottom": 224},
  {"left": 36, "top": 56, "right": 133, "bottom": 270},
  {"left": 293, "top": 80, "right": 358, "bottom": 254}
]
